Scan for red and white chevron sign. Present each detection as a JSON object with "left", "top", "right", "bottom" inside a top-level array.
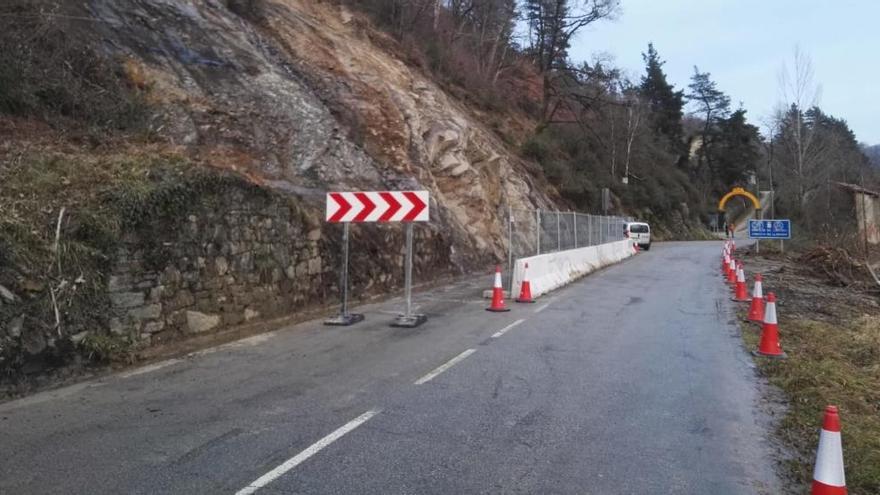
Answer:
[{"left": 326, "top": 191, "right": 430, "bottom": 223}]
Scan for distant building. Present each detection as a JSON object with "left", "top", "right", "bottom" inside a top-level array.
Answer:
[{"left": 834, "top": 182, "right": 880, "bottom": 245}]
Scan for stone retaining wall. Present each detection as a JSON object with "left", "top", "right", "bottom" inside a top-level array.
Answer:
[{"left": 106, "top": 187, "right": 334, "bottom": 346}]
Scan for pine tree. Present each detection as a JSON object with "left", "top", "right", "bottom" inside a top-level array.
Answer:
[
  {"left": 639, "top": 43, "right": 684, "bottom": 149},
  {"left": 524, "top": 0, "right": 619, "bottom": 123},
  {"left": 687, "top": 67, "right": 731, "bottom": 192},
  {"left": 712, "top": 108, "right": 760, "bottom": 189}
]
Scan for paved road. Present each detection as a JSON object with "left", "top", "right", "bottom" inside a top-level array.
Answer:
[{"left": 0, "top": 241, "right": 781, "bottom": 494}]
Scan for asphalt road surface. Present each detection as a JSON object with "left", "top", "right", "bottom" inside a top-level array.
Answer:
[{"left": 0, "top": 241, "right": 782, "bottom": 494}]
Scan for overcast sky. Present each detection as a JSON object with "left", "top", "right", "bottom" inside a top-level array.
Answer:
[{"left": 567, "top": 0, "right": 880, "bottom": 144}]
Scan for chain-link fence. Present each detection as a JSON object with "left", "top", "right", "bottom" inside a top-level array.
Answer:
[{"left": 507, "top": 208, "right": 633, "bottom": 268}]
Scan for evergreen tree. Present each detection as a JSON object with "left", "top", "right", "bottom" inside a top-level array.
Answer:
[
  {"left": 712, "top": 108, "right": 760, "bottom": 189},
  {"left": 524, "top": 0, "right": 619, "bottom": 123},
  {"left": 687, "top": 67, "right": 731, "bottom": 192},
  {"left": 639, "top": 43, "right": 684, "bottom": 149}
]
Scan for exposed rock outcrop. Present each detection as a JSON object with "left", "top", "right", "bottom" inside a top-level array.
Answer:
[{"left": 88, "top": 0, "right": 557, "bottom": 260}]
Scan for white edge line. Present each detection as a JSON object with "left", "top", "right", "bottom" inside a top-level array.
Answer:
[
  {"left": 121, "top": 333, "right": 278, "bottom": 378},
  {"left": 534, "top": 303, "right": 550, "bottom": 313},
  {"left": 235, "top": 409, "right": 381, "bottom": 495},
  {"left": 491, "top": 319, "right": 526, "bottom": 339},
  {"left": 119, "top": 359, "right": 182, "bottom": 378},
  {"left": 414, "top": 349, "right": 476, "bottom": 385}
]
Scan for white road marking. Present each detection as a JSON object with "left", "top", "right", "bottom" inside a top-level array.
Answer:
[
  {"left": 235, "top": 409, "right": 381, "bottom": 495},
  {"left": 189, "top": 333, "right": 276, "bottom": 358},
  {"left": 414, "top": 349, "right": 476, "bottom": 385},
  {"left": 0, "top": 381, "right": 106, "bottom": 412},
  {"left": 491, "top": 319, "right": 525, "bottom": 339},
  {"left": 119, "top": 359, "right": 182, "bottom": 378},
  {"left": 534, "top": 303, "right": 551, "bottom": 313},
  {"left": 120, "top": 333, "right": 278, "bottom": 378}
]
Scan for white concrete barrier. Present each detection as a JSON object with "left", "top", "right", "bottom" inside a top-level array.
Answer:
[{"left": 511, "top": 240, "right": 635, "bottom": 298}]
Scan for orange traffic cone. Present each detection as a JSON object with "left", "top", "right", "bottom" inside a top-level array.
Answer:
[
  {"left": 722, "top": 249, "right": 730, "bottom": 275},
  {"left": 486, "top": 265, "right": 510, "bottom": 312},
  {"left": 754, "top": 292, "right": 786, "bottom": 358},
  {"left": 747, "top": 274, "right": 765, "bottom": 323},
  {"left": 515, "top": 263, "right": 535, "bottom": 303},
  {"left": 732, "top": 262, "right": 749, "bottom": 302},
  {"left": 727, "top": 258, "right": 737, "bottom": 284},
  {"left": 812, "top": 405, "right": 847, "bottom": 495}
]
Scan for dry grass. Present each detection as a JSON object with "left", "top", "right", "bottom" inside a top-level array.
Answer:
[
  {"left": 0, "top": 147, "right": 191, "bottom": 380},
  {"left": 740, "top": 252, "right": 880, "bottom": 494}
]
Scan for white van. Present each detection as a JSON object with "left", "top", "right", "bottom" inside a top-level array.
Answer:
[{"left": 624, "top": 222, "right": 651, "bottom": 250}]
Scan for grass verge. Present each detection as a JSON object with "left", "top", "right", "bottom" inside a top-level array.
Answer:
[{"left": 741, "top": 296, "right": 880, "bottom": 493}]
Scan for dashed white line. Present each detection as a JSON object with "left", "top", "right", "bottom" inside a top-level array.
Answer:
[
  {"left": 414, "top": 349, "right": 476, "bottom": 385},
  {"left": 491, "top": 319, "right": 526, "bottom": 339},
  {"left": 235, "top": 409, "right": 381, "bottom": 495},
  {"left": 534, "top": 303, "right": 551, "bottom": 313}
]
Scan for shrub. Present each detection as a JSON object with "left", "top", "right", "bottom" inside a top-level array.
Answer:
[{"left": 0, "top": 1, "right": 149, "bottom": 131}]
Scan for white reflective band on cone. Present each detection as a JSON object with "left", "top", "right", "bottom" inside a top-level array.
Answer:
[
  {"left": 753, "top": 281, "right": 762, "bottom": 298},
  {"left": 814, "top": 430, "right": 846, "bottom": 486},
  {"left": 763, "top": 302, "right": 777, "bottom": 325},
  {"left": 737, "top": 268, "right": 745, "bottom": 282},
  {"left": 494, "top": 271, "right": 502, "bottom": 287}
]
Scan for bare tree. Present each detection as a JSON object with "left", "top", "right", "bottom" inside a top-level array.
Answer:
[
  {"left": 455, "top": 0, "right": 518, "bottom": 83},
  {"left": 776, "top": 47, "right": 825, "bottom": 209},
  {"left": 622, "top": 94, "right": 643, "bottom": 184}
]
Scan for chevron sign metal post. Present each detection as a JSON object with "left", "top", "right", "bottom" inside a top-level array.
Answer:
[
  {"left": 325, "top": 191, "right": 429, "bottom": 223},
  {"left": 324, "top": 190, "right": 431, "bottom": 328}
]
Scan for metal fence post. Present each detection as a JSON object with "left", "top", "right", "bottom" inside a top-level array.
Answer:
[
  {"left": 587, "top": 215, "right": 592, "bottom": 246},
  {"left": 536, "top": 209, "right": 541, "bottom": 255},
  {"left": 572, "top": 212, "right": 578, "bottom": 249},
  {"left": 508, "top": 206, "right": 514, "bottom": 293},
  {"left": 556, "top": 210, "right": 561, "bottom": 251}
]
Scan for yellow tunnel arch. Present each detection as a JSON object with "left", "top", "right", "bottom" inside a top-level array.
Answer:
[{"left": 718, "top": 187, "right": 761, "bottom": 211}]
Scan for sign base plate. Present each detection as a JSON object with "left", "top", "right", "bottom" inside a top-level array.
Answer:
[
  {"left": 390, "top": 314, "right": 427, "bottom": 328},
  {"left": 324, "top": 313, "right": 365, "bottom": 326}
]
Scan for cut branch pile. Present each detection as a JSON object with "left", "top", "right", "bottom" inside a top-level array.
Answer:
[{"left": 799, "top": 246, "right": 879, "bottom": 290}]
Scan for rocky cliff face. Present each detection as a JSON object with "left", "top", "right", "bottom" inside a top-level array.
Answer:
[{"left": 89, "top": 0, "right": 558, "bottom": 259}]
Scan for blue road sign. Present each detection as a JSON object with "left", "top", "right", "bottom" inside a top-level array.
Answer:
[{"left": 749, "top": 219, "right": 791, "bottom": 239}]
